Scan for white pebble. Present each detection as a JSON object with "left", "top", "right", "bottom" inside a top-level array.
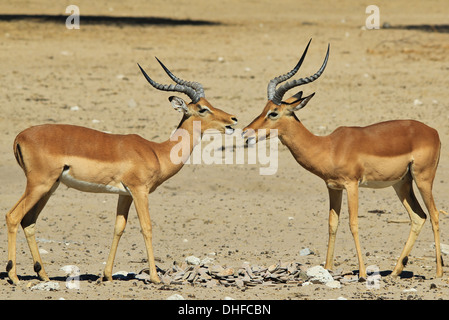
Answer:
[
  {"left": 326, "top": 280, "right": 342, "bottom": 289},
  {"left": 167, "top": 294, "right": 185, "bottom": 300},
  {"left": 306, "top": 265, "right": 334, "bottom": 284},
  {"left": 413, "top": 99, "right": 423, "bottom": 106},
  {"left": 185, "top": 255, "right": 201, "bottom": 265},
  {"left": 31, "top": 281, "right": 60, "bottom": 291},
  {"left": 128, "top": 99, "right": 137, "bottom": 108}
]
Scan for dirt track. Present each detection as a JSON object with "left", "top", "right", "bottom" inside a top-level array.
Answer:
[{"left": 0, "top": 0, "right": 449, "bottom": 300}]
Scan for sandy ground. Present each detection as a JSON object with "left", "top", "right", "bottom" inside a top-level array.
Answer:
[{"left": 0, "top": 0, "right": 449, "bottom": 302}]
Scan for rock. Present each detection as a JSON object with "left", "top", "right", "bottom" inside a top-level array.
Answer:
[
  {"left": 201, "top": 257, "right": 215, "bottom": 265},
  {"left": 326, "top": 280, "right": 341, "bottom": 289},
  {"left": 166, "top": 294, "right": 185, "bottom": 300},
  {"left": 268, "top": 264, "right": 278, "bottom": 273},
  {"left": 185, "top": 255, "right": 201, "bottom": 265},
  {"left": 306, "top": 266, "right": 334, "bottom": 284},
  {"left": 31, "top": 281, "right": 60, "bottom": 291},
  {"left": 299, "top": 248, "right": 313, "bottom": 256},
  {"left": 216, "top": 268, "right": 234, "bottom": 277},
  {"left": 128, "top": 98, "right": 137, "bottom": 108}
]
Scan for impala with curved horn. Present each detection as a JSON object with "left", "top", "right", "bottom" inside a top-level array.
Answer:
[
  {"left": 243, "top": 39, "right": 444, "bottom": 279},
  {"left": 5, "top": 58, "right": 237, "bottom": 285}
]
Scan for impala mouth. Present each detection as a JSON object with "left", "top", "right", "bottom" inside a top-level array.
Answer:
[{"left": 225, "top": 125, "right": 235, "bottom": 135}]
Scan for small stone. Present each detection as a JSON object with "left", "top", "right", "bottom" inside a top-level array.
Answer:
[
  {"left": 166, "top": 294, "right": 185, "bottom": 300},
  {"left": 306, "top": 266, "right": 334, "bottom": 284},
  {"left": 413, "top": 99, "right": 423, "bottom": 106},
  {"left": 128, "top": 98, "right": 137, "bottom": 108},
  {"left": 235, "top": 278, "right": 245, "bottom": 289},
  {"left": 209, "top": 265, "right": 224, "bottom": 274},
  {"left": 326, "top": 280, "right": 341, "bottom": 289},
  {"left": 185, "top": 255, "right": 201, "bottom": 265},
  {"left": 216, "top": 268, "right": 234, "bottom": 277},
  {"left": 31, "top": 281, "right": 60, "bottom": 291},
  {"left": 268, "top": 264, "right": 278, "bottom": 273},
  {"left": 201, "top": 257, "right": 215, "bottom": 265},
  {"left": 300, "top": 248, "right": 313, "bottom": 256}
]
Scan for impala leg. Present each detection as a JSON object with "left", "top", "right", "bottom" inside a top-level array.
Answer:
[
  {"left": 20, "top": 180, "right": 60, "bottom": 282},
  {"left": 325, "top": 188, "right": 343, "bottom": 271},
  {"left": 6, "top": 182, "right": 55, "bottom": 284},
  {"left": 415, "top": 179, "right": 443, "bottom": 277},
  {"left": 103, "top": 194, "right": 133, "bottom": 281},
  {"left": 345, "top": 183, "right": 366, "bottom": 278},
  {"left": 391, "top": 177, "right": 426, "bottom": 277},
  {"left": 131, "top": 190, "right": 161, "bottom": 284}
]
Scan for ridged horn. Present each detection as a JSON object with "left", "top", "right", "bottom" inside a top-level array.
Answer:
[
  {"left": 137, "top": 60, "right": 202, "bottom": 103},
  {"left": 269, "top": 40, "right": 330, "bottom": 105}
]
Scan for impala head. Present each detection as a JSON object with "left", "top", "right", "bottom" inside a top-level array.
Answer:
[
  {"left": 242, "top": 39, "right": 329, "bottom": 145},
  {"left": 138, "top": 58, "right": 237, "bottom": 135}
]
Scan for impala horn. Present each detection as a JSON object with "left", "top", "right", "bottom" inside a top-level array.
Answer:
[
  {"left": 138, "top": 58, "right": 204, "bottom": 103},
  {"left": 267, "top": 39, "right": 330, "bottom": 105}
]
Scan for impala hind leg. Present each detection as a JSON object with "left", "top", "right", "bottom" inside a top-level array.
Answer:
[
  {"left": 415, "top": 178, "right": 443, "bottom": 277},
  {"left": 103, "top": 194, "right": 133, "bottom": 281},
  {"left": 130, "top": 189, "right": 161, "bottom": 284},
  {"left": 6, "top": 180, "right": 58, "bottom": 284},
  {"left": 391, "top": 176, "right": 426, "bottom": 277},
  {"left": 324, "top": 188, "right": 343, "bottom": 271}
]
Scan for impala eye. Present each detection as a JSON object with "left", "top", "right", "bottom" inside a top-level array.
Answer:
[
  {"left": 198, "top": 106, "right": 210, "bottom": 114},
  {"left": 268, "top": 111, "right": 279, "bottom": 119}
]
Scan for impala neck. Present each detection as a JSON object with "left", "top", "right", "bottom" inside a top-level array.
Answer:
[
  {"left": 157, "top": 116, "right": 202, "bottom": 179},
  {"left": 278, "top": 118, "right": 330, "bottom": 178}
]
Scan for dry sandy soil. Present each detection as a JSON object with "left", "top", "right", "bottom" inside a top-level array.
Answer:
[{"left": 0, "top": 0, "right": 449, "bottom": 302}]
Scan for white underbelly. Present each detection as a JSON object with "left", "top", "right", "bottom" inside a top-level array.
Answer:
[
  {"left": 358, "top": 165, "right": 409, "bottom": 189},
  {"left": 358, "top": 179, "right": 401, "bottom": 189},
  {"left": 60, "top": 170, "right": 130, "bottom": 195}
]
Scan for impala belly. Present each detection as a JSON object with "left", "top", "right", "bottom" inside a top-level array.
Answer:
[
  {"left": 358, "top": 154, "right": 411, "bottom": 189},
  {"left": 60, "top": 167, "right": 130, "bottom": 195}
]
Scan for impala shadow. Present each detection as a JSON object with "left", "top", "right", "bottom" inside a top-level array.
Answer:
[
  {"left": 0, "top": 272, "right": 101, "bottom": 284},
  {"left": 387, "top": 24, "right": 449, "bottom": 33},
  {"left": 0, "top": 14, "right": 221, "bottom": 26}
]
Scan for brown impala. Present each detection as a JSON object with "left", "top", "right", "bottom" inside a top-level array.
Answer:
[
  {"left": 5, "top": 58, "right": 237, "bottom": 285},
  {"left": 242, "top": 39, "right": 443, "bottom": 279}
]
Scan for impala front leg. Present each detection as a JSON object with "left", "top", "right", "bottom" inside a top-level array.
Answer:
[
  {"left": 346, "top": 183, "right": 367, "bottom": 279},
  {"left": 104, "top": 194, "right": 133, "bottom": 281},
  {"left": 131, "top": 189, "right": 161, "bottom": 284},
  {"left": 325, "top": 188, "right": 343, "bottom": 271}
]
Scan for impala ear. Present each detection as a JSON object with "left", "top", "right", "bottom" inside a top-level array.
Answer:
[
  {"left": 283, "top": 90, "right": 303, "bottom": 105},
  {"left": 290, "top": 92, "right": 315, "bottom": 111},
  {"left": 169, "top": 96, "right": 188, "bottom": 113}
]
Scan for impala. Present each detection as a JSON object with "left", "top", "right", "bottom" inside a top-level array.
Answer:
[
  {"left": 5, "top": 58, "right": 237, "bottom": 285},
  {"left": 242, "top": 39, "right": 443, "bottom": 279}
]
